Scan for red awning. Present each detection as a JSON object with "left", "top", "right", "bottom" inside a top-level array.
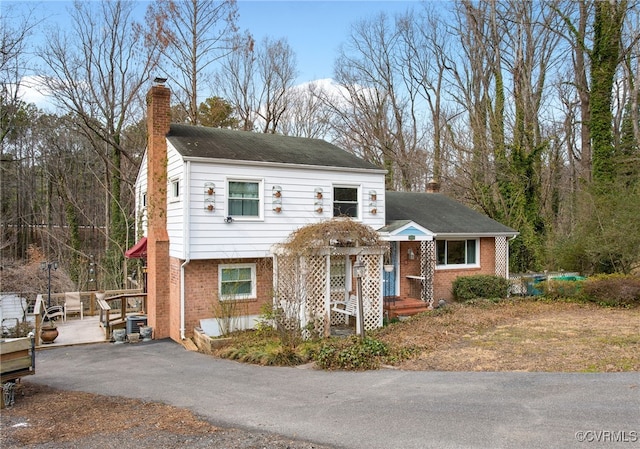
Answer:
[{"left": 125, "top": 237, "right": 147, "bottom": 259}]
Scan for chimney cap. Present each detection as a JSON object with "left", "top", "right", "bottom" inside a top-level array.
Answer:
[
  {"left": 153, "top": 76, "right": 168, "bottom": 85},
  {"left": 426, "top": 179, "right": 440, "bottom": 193}
]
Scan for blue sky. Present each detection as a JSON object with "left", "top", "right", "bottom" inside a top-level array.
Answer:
[
  {"left": 235, "top": 1, "right": 420, "bottom": 82},
  {"left": 9, "top": 0, "right": 422, "bottom": 83}
]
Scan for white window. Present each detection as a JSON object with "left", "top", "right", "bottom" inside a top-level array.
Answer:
[
  {"left": 227, "top": 179, "right": 263, "bottom": 219},
  {"left": 169, "top": 178, "right": 180, "bottom": 202},
  {"left": 142, "top": 192, "right": 147, "bottom": 207},
  {"left": 436, "top": 239, "right": 479, "bottom": 267},
  {"left": 219, "top": 263, "right": 256, "bottom": 300},
  {"left": 333, "top": 186, "right": 359, "bottom": 218},
  {"left": 330, "top": 257, "right": 347, "bottom": 292}
]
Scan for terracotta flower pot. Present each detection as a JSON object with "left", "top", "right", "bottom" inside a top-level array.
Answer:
[{"left": 40, "top": 326, "right": 59, "bottom": 344}]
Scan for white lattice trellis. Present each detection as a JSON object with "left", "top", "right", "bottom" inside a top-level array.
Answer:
[
  {"left": 306, "top": 255, "right": 328, "bottom": 336},
  {"left": 359, "top": 253, "right": 383, "bottom": 331},
  {"left": 420, "top": 240, "right": 435, "bottom": 307},
  {"left": 495, "top": 236, "right": 508, "bottom": 278},
  {"left": 273, "top": 246, "right": 384, "bottom": 338}
]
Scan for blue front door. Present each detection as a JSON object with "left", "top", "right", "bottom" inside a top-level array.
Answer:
[{"left": 383, "top": 242, "right": 398, "bottom": 297}]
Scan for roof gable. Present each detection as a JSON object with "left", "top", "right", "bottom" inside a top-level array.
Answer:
[
  {"left": 166, "top": 124, "right": 381, "bottom": 171},
  {"left": 377, "top": 220, "right": 435, "bottom": 241},
  {"left": 385, "top": 191, "right": 517, "bottom": 236}
]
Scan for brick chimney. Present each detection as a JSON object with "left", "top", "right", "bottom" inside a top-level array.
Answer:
[
  {"left": 145, "top": 79, "right": 171, "bottom": 339},
  {"left": 426, "top": 179, "right": 440, "bottom": 193}
]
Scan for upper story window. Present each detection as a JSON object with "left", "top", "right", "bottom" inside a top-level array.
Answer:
[
  {"left": 333, "top": 186, "right": 359, "bottom": 218},
  {"left": 169, "top": 178, "right": 180, "bottom": 202},
  {"left": 141, "top": 192, "right": 147, "bottom": 207},
  {"left": 219, "top": 263, "right": 256, "bottom": 300},
  {"left": 228, "top": 179, "right": 262, "bottom": 218},
  {"left": 436, "top": 239, "right": 478, "bottom": 267}
]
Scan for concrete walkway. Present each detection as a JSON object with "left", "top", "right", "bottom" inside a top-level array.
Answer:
[{"left": 30, "top": 340, "right": 639, "bottom": 449}]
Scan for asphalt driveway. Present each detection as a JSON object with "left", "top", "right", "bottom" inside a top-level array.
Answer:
[{"left": 31, "top": 340, "right": 639, "bottom": 449}]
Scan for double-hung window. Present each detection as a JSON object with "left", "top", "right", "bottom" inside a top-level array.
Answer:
[
  {"left": 227, "top": 179, "right": 262, "bottom": 219},
  {"left": 219, "top": 263, "right": 256, "bottom": 300},
  {"left": 436, "top": 239, "right": 478, "bottom": 267},
  {"left": 333, "top": 186, "right": 359, "bottom": 218}
]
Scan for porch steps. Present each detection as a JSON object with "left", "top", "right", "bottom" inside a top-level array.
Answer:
[{"left": 384, "top": 296, "right": 431, "bottom": 320}]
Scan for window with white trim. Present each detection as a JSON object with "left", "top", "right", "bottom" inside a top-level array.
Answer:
[
  {"left": 169, "top": 178, "right": 180, "bottom": 202},
  {"left": 436, "top": 239, "right": 478, "bottom": 267},
  {"left": 218, "top": 263, "right": 256, "bottom": 300},
  {"left": 333, "top": 186, "right": 359, "bottom": 218},
  {"left": 227, "top": 179, "right": 262, "bottom": 218}
]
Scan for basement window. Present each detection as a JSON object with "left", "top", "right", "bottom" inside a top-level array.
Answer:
[{"left": 219, "top": 263, "right": 256, "bottom": 300}]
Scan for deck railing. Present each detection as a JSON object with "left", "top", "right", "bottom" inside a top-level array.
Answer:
[{"left": 97, "top": 292, "right": 147, "bottom": 338}]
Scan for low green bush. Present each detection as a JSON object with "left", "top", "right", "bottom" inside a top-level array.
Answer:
[
  {"left": 314, "top": 336, "right": 389, "bottom": 371},
  {"left": 452, "top": 275, "right": 510, "bottom": 302}
]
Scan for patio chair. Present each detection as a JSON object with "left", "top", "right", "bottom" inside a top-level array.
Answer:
[
  {"left": 64, "top": 292, "right": 83, "bottom": 320},
  {"left": 42, "top": 304, "right": 64, "bottom": 323}
]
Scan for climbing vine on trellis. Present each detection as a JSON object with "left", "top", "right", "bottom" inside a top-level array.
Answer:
[{"left": 273, "top": 219, "right": 386, "bottom": 338}]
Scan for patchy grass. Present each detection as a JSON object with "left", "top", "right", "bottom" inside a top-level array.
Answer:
[
  {"left": 209, "top": 298, "right": 639, "bottom": 372},
  {"left": 375, "top": 298, "right": 640, "bottom": 372}
]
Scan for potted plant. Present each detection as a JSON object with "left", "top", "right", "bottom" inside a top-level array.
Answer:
[{"left": 40, "top": 322, "right": 59, "bottom": 344}]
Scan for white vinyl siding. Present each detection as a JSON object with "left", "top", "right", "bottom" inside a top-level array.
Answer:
[{"left": 159, "top": 144, "right": 385, "bottom": 259}]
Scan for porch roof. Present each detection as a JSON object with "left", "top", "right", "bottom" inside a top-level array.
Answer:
[
  {"left": 377, "top": 220, "right": 434, "bottom": 241},
  {"left": 384, "top": 191, "right": 518, "bottom": 237}
]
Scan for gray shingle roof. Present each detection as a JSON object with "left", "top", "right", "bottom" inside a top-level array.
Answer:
[
  {"left": 167, "top": 124, "right": 382, "bottom": 171},
  {"left": 385, "top": 191, "right": 517, "bottom": 235}
]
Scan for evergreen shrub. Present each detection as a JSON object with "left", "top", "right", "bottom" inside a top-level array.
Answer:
[{"left": 452, "top": 275, "right": 510, "bottom": 302}]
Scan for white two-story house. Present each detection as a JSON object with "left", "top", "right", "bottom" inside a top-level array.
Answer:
[{"left": 135, "top": 81, "right": 517, "bottom": 343}]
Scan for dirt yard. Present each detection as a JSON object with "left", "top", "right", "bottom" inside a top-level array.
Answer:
[
  {"left": 2, "top": 299, "right": 638, "bottom": 448},
  {"left": 377, "top": 299, "right": 640, "bottom": 372}
]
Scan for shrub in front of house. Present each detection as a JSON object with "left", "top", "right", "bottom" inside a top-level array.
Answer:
[
  {"left": 579, "top": 274, "right": 640, "bottom": 307},
  {"left": 314, "top": 336, "right": 389, "bottom": 370},
  {"left": 452, "top": 275, "right": 510, "bottom": 302},
  {"left": 537, "top": 278, "right": 585, "bottom": 300}
]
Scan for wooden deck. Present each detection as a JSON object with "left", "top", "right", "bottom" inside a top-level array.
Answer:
[{"left": 37, "top": 316, "right": 107, "bottom": 348}]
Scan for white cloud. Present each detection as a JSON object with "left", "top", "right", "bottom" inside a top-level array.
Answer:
[{"left": 15, "top": 75, "right": 56, "bottom": 111}]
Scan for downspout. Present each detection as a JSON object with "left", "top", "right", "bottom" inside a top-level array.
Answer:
[{"left": 180, "top": 161, "right": 191, "bottom": 340}]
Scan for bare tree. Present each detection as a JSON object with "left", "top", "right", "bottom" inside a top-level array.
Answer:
[
  {"left": 255, "top": 37, "right": 297, "bottom": 133},
  {"left": 278, "top": 80, "right": 334, "bottom": 138},
  {"left": 217, "top": 34, "right": 298, "bottom": 134},
  {"left": 148, "top": 0, "right": 238, "bottom": 124},
  {"left": 216, "top": 31, "right": 258, "bottom": 131},
  {"left": 38, "top": 0, "right": 163, "bottom": 288},
  {"left": 330, "top": 12, "right": 427, "bottom": 190},
  {"left": 0, "top": 4, "right": 38, "bottom": 144},
  {"left": 396, "top": 5, "right": 456, "bottom": 185}
]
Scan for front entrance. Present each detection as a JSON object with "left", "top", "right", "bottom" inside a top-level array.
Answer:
[{"left": 383, "top": 241, "right": 398, "bottom": 298}]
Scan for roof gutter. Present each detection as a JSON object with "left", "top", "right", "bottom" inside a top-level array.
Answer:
[
  {"left": 180, "top": 155, "right": 387, "bottom": 175},
  {"left": 179, "top": 160, "right": 191, "bottom": 341}
]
